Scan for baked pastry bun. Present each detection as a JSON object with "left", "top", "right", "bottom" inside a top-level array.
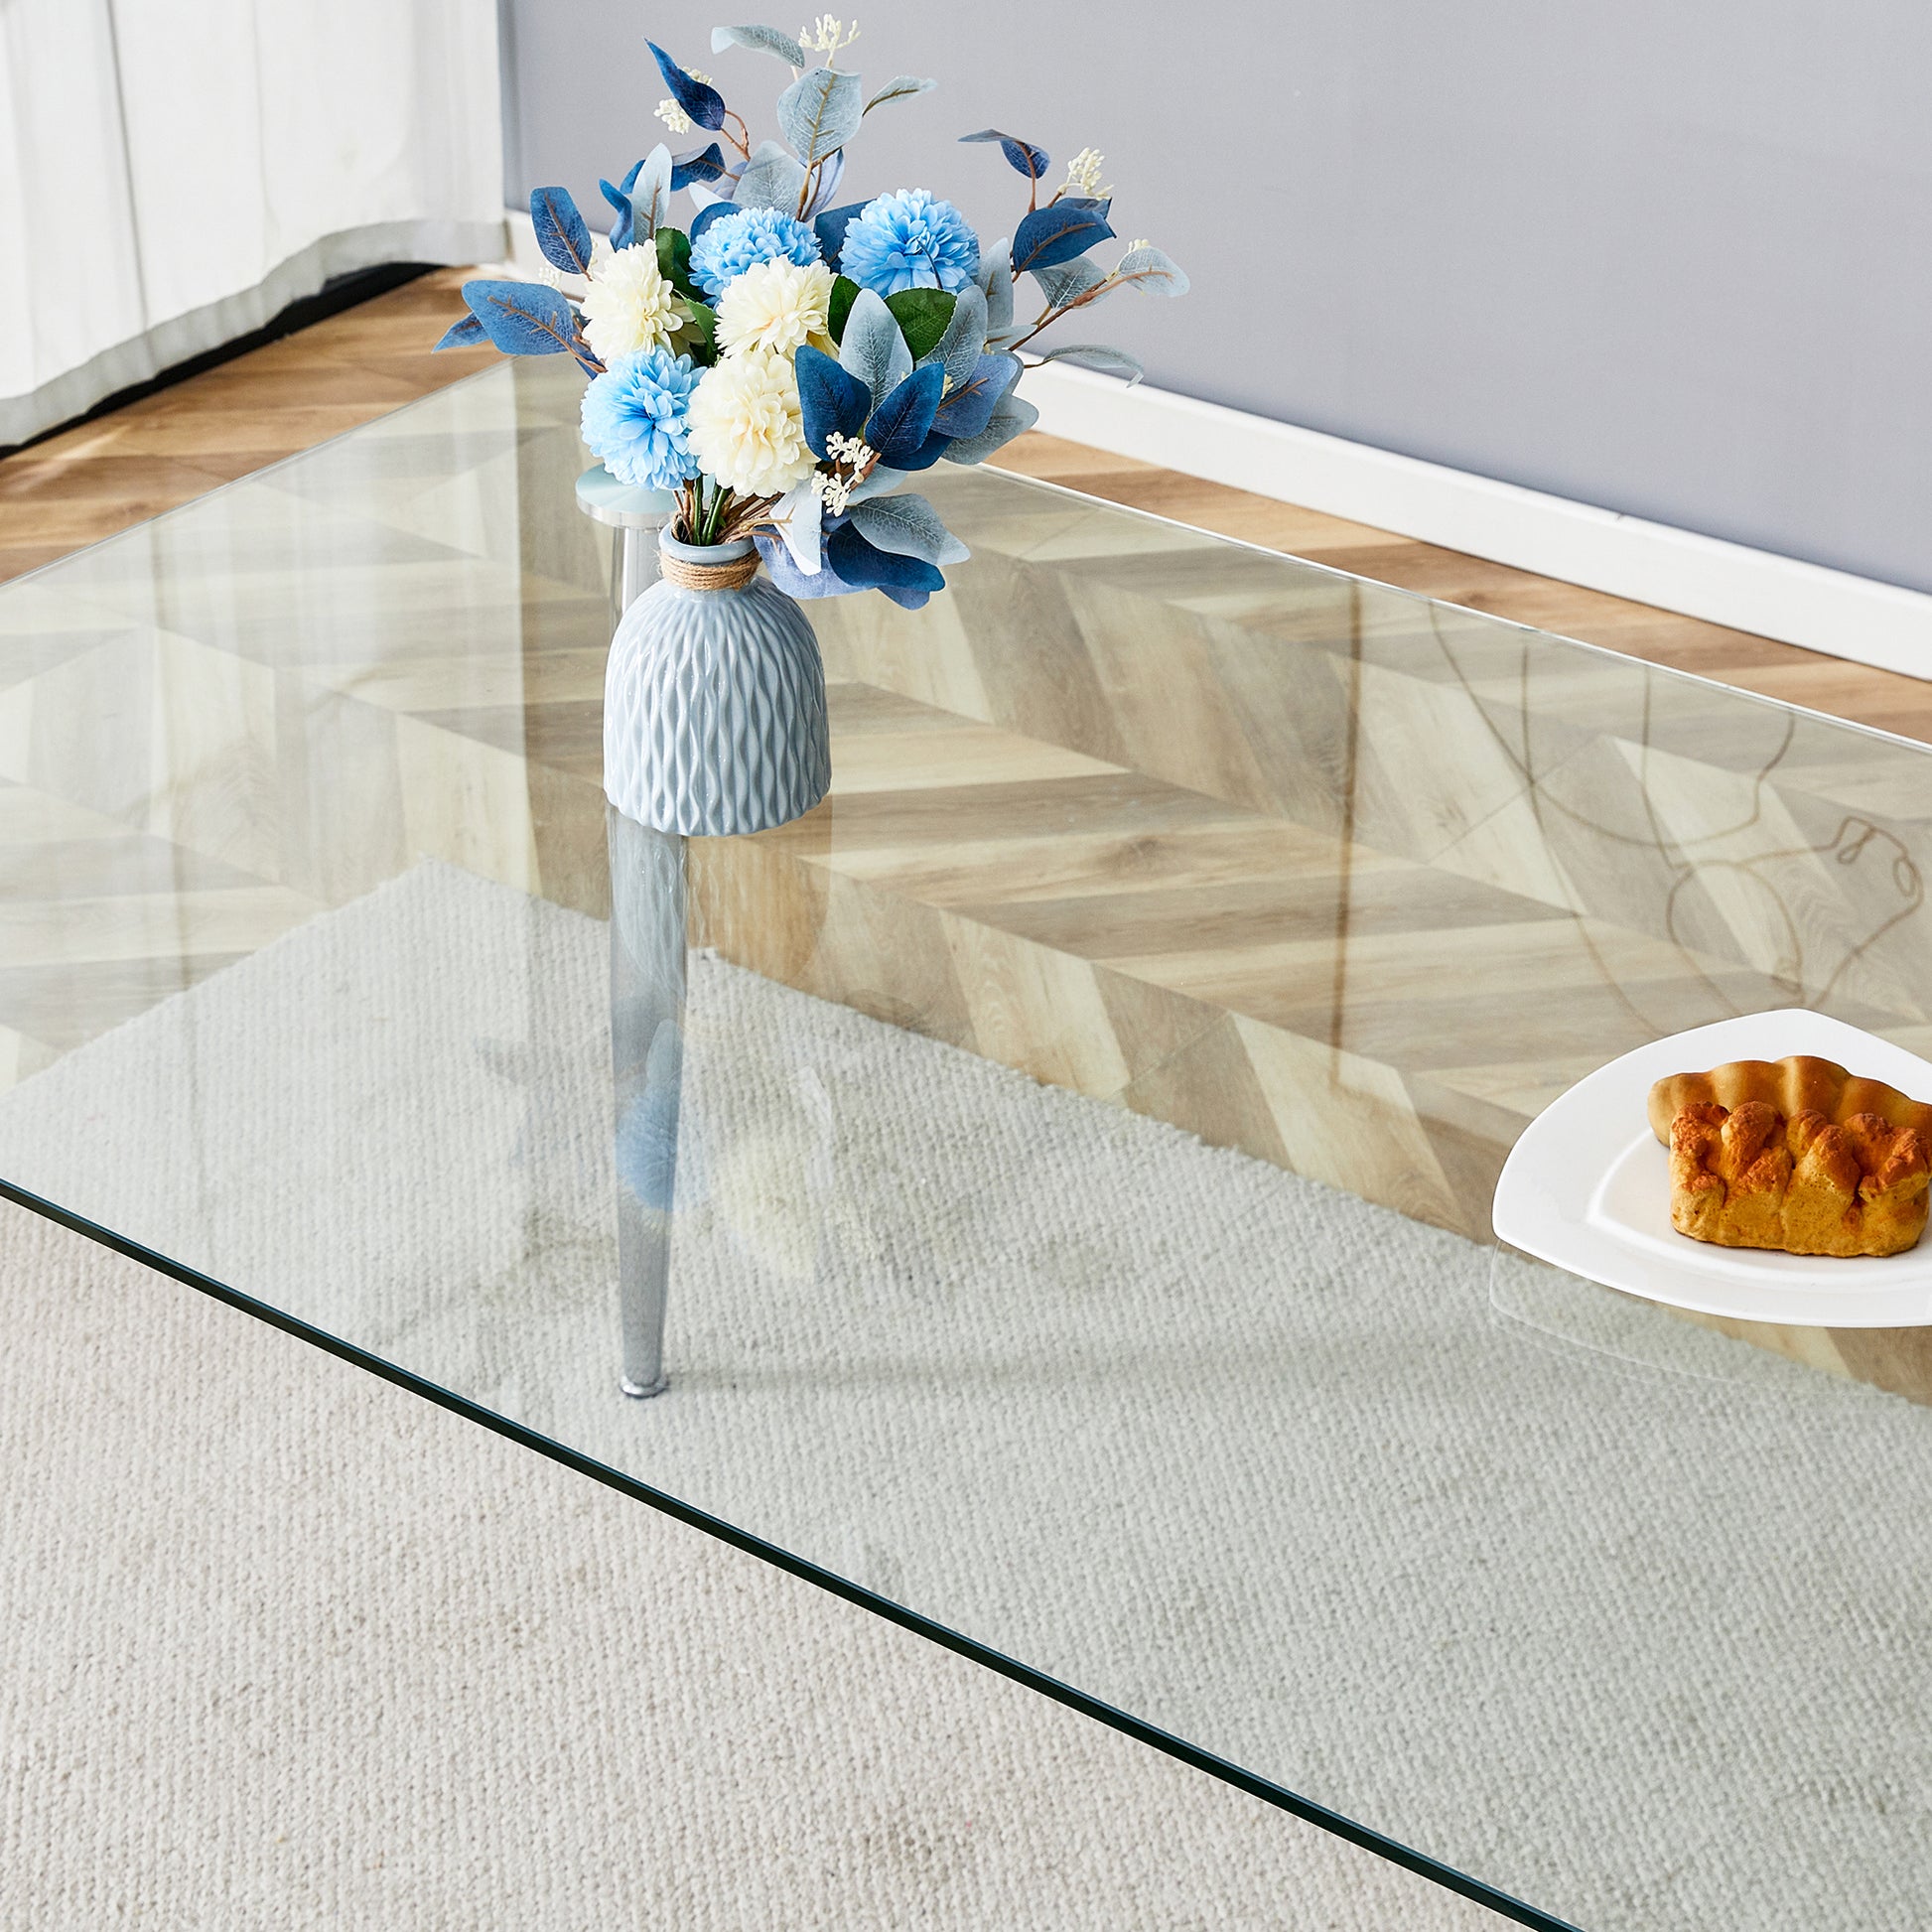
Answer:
[{"left": 1648, "top": 1056, "right": 1931, "bottom": 1258}]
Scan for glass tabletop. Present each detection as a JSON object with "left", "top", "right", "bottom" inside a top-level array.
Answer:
[{"left": 7, "top": 357, "right": 1932, "bottom": 1932}]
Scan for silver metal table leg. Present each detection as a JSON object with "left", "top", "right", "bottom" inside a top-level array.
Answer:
[{"left": 609, "top": 805, "right": 686, "bottom": 1398}]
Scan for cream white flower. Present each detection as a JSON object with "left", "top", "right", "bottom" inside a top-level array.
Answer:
[
  {"left": 580, "top": 246, "right": 685, "bottom": 361},
  {"left": 800, "top": 15, "right": 859, "bottom": 61},
  {"left": 1062, "top": 147, "right": 1111, "bottom": 199},
  {"left": 715, "top": 258, "right": 836, "bottom": 360},
  {"left": 655, "top": 96, "right": 691, "bottom": 134},
  {"left": 687, "top": 352, "right": 817, "bottom": 496}
]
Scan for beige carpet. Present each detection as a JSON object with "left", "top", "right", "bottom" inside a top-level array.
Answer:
[{"left": 0, "top": 1199, "right": 1497, "bottom": 1930}]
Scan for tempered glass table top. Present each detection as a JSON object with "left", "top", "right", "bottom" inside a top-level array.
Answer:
[{"left": 7, "top": 357, "right": 1932, "bottom": 1932}]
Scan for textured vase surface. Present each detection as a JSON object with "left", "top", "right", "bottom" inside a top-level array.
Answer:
[{"left": 604, "top": 534, "right": 832, "bottom": 836}]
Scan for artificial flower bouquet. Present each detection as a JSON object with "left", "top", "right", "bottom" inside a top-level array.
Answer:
[{"left": 438, "top": 15, "right": 1186, "bottom": 609}]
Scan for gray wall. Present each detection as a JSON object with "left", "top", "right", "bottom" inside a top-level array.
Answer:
[{"left": 500, "top": 1, "right": 1932, "bottom": 593}]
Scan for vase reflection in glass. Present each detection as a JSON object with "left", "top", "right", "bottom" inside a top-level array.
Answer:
[{"left": 602, "top": 514, "right": 832, "bottom": 1397}]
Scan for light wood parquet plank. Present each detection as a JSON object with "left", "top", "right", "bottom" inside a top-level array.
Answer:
[{"left": 10, "top": 285, "right": 1932, "bottom": 1395}]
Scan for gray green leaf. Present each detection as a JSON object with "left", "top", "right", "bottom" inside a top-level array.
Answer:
[
  {"left": 865, "top": 74, "right": 936, "bottom": 112},
  {"left": 848, "top": 492, "right": 970, "bottom": 566},
  {"left": 778, "top": 67, "right": 865, "bottom": 166},
  {"left": 1113, "top": 244, "right": 1188, "bottom": 296},
  {"left": 1036, "top": 343, "right": 1145, "bottom": 383},
  {"left": 923, "top": 283, "right": 987, "bottom": 390},
  {"left": 1031, "top": 254, "right": 1108, "bottom": 310},
  {"left": 711, "top": 23, "right": 808, "bottom": 67},
  {"left": 627, "top": 144, "right": 674, "bottom": 238},
  {"left": 734, "top": 140, "right": 809, "bottom": 211},
  {"left": 839, "top": 288, "right": 912, "bottom": 407},
  {"left": 976, "top": 239, "right": 1013, "bottom": 333}
]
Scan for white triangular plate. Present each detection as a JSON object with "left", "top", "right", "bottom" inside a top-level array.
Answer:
[{"left": 1492, "top": 1010, "right": 1932, "bottom": 1327}]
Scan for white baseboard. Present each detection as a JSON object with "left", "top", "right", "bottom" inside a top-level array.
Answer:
[{"left": 1020, "top": 362, "right": 1932, "bottom": 681}]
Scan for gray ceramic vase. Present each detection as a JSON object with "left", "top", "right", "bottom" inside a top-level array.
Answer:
[{"left": 604, "top": 531, "right": 831, "bottom": 836}]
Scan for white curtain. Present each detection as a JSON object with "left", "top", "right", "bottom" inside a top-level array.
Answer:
[{"left": 0, "top": 0, "right": 505, "bottom": 447}]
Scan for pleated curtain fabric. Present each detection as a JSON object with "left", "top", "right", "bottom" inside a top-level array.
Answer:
[{"left": 0, "top": 0, "right": 507, "bottom": 445}]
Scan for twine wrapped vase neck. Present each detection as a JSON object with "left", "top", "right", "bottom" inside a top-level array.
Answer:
[{"left": 657, "top": 530, "right": 762, "bottom": 592}]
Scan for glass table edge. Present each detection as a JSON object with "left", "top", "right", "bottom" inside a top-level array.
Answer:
[
  {"left": 0, "top": 1171, "right": 1583, "bottom": 1932},
  {"left": 980, "top": 458, "right": 1932, "bottom": 760}
]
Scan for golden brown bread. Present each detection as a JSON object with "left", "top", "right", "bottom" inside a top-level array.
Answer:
[
  {"left": 1650, "top": 1055, "right": 1932, "bottom": 1257},
  {"left": 1646, "top": 1055, "right": 1932, "bottom": 1145}
]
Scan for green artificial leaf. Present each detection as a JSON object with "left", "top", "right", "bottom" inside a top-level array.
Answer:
[
  {"left": 1113, "top": 244, "right": 1189, "bottom": 297},
  {"left": 827, "top": 274, "right": 861, "bottom": 345},
  {"left": 777, "top": 67, "right": 865, "bottom": 168},
  {"left": 864, "top": 74, "right": 935, "bottom": 113},
  {"left": 711, "top": 23, "right": 807, "bottom": 67},
  {"left": 678, "top": 298, "right": 718, "bottom": 362},
  {"left": 847, "top": 491, "right": 970, "bottom": 566},
  {"left": 884, "top": 287, "right": 956, "bottom": 361},
  {"left": 656, "top": 225, "right": 702, "bottom": 302}
]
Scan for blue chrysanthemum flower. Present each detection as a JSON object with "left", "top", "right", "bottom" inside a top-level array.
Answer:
[
  {"left": 580, "top": 346, "right": 703, "bottom": 492},
  {"left": 688, "top": 207, "right": 821, "bottom": 301},
  {"left": 838, "top": 189, "right": 981, "bottom": 298}
]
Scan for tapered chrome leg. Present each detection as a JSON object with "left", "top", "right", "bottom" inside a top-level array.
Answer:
[{"left": 609, "top": 806, "right": 686, "bottom": 1398}]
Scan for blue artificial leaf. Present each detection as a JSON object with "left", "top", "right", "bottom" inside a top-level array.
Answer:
[
  {"left": 434, "top": 312, "right": 487, "bottom": 349},
  {"left": 600, "top": 176, "right": 635, "bottom": 249},
  {"left": 530, "top": 186, "right": 595, "bottom": 276},
  {"left": 647, "top": 40, "right": 726, "bottom": 131},
  {"left": 1113, "top": 243, "right": 1189, "bottom": 296},
  {"left": 941, "top": 391, "right": 1040, "bottom": 466},
  {"left": 778, "top": 66, "right": 865, "bottom": 167},
  {"left": 923, "top": 283, "right": 987, "bottom": 390},
  {"left": 671, "top": 142, "right": 727, "bottom": 189},
  {"left": 734, "top": 140, "right": 809, "bottom": 212},
  {"left": 755, "top": 530, "right": 862, "bottom": 602},
  {"left": 931, "top": 351, "right": 1020, "bottom": 440},
  {"left": 885, "top": 429, "right": 951, "bottom": 473},
  {"left": 960, "top": 128, "right": 1049, "bottom": 185},
  {"left": 865, "top": 74, "right": 935, "bottom": 113},
  {"left": 847, "top": 492, "right": 969, "bottom": 566},
  {"left": 626, "top": 145, "right": 675, "bottom": 239},
  {"left": 1036, "top": 343, "right": 1145, "bottom": 383},
  {"left": 600, "top": 157, "right": 648, "bottom": 247},
  {"left": 839, "top": 289, "right": 912, "bottom": 406},
  {"left": 813, "top": 200, "right": 868, "bottom": 266},
  {"left": 462, "top": 280, "right": 579, "bottom": 356},
  {"left": 1012, "top": 204, "right": 1115, "bottom": 275},
  {"left": 1031, "top": 253, "right": 1108, "bottom": 310},
  {"left": 826, "top": 523, "right": 946, "bottom": 601},
  {"left": 794, "top": 344, "right": 873, "bottom": 457},
  {"left": 712, "top": 23, "right": 808, "bottom": 68},
  {"left": 864, "top": 363, "right": 944, "bottom": 469},
  {"left": 689, "top": 200, "right": 736, "bottom": 246},
  {"left": 1055, "top": 195, "right": 1113, "bottom": 221}
]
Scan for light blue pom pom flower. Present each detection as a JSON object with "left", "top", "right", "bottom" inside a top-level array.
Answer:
[
  {"left": 580, "top": 347, "right": 703, "bottom": 492},
  {"left": 838, "top": 189, "right": 981, "bottom": 297},
  {"left": 688, "top": 207, "right": 821, "bottom": 300}
]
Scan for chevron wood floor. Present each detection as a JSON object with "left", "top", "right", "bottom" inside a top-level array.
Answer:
[{"left": 7, "top": 288, "right": 1932, "bottom": 1403}]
